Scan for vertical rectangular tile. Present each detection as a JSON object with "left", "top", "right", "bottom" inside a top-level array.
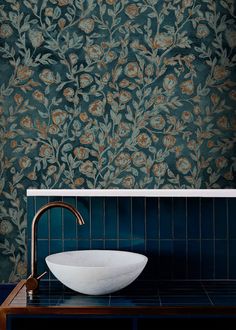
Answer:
[
  {"left": 64, "top": 239, "right": 77, "bottom": 251},
  {"left": 91, "top": 240, "right": 104, "bottom": 249},
  {"left": 36, "top": 197, "right": 49, "bottom": 239},
  {"left": 159, "top": 240, "right": 173, "bottom": 279},
  {"left": 160, "top": 198, "right": 173, "bottom": 239},
  {"left": 201, "top": 198, "right": 214, "bottom": 239},
  {"left": 173, "top": 198, "right": 186, "bottom": 239},
  {"left": 48, "top": 239, "right": 62, "bottom": 280},
  {"left": 49, "top": 239, "right": 63, "bottom": 255},
  {"left": 146, "top": 240, "right": 159, "bottom": 280},
  {"left": 201, "top": 240, "right": 214, "bottom": 279},
  {"left": 187, "top": 198, "right": 200, "bottom": 239},
  {"left": 132, "top": 239, "right": 145, "bottom": 254},
  {"left": 49, "top": 196, "right": 62, "bottom": 239},
  {"left": 215, "top": 240, "right": 227, "bottom": 279},
  {"left": 27, "top": 238, "right": 31, "bottom": 277},
  {"left": 118, "top": 239, "right": 132, "bottom": 251},
  {"left": 27, "top": 197, "right": 35, "bottom": 239},
  {"left": 215, "top": 198, "right": 227, "bottom": 239},
  {"left": 132, "top": 197, "right": 145, "bottom": 239},
  {"left": 104, "top": 240, "right": 118, "bottom": 250},
  {"left": 228, "top": 199, "right": 236, "bottom": 239},
  {"left": 91, "top": 197, "right": 104, "bottom": 239},
  {"left": 118, "top": 197, "right": 131, "bottom": 239},
  {"left": 188, "top": 240, "right": 200, "bottom": 279},
  {"left": 104, "top": 197, "right": 117, "bottom": 239},
  {"left": 37, "top": 240, "right": 49, "bottom": 279},
  {"left": 173, "top": 240, "right": 186, "bottom": 279},
  {"left": 63, "top": 197, "right": 77, "bottom": 239},
  {"left": 76, "top": 196, "right": 90, "bottom": 240},
  {"left": 146, "top": 197, "right": 159, "bottom": 239},
  {"left": 229, "top": 240, "right": 236, "bottom": 279},
  {"left": 78, "top": 240, "right": 90, "bottom": 250}
]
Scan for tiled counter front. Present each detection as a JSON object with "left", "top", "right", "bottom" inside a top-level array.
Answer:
[{"left": 27, "top": 196, "right": 236, "bottom": 280}]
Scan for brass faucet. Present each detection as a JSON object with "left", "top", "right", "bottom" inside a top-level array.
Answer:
[{"left": 26, "top": 201, "right": 85, "bottom": 293}]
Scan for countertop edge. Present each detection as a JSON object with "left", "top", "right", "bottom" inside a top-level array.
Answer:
[{"left": 1, "top": 281, "right": 236, "bottom": 316}]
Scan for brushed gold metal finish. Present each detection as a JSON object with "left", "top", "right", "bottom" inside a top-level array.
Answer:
[{"left": 26, "top": 201, "right": 85, "bottom": 292}]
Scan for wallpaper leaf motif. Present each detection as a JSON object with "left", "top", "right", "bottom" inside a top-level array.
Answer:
[{"left": 0, "top": 0, "right": 235, "bottom": 282}]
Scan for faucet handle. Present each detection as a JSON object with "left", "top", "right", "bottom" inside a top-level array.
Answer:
[
  {"left": 26, "top": 271, "right": 47, "bottom": 292},
  {"left": 37, "top": 271, "right": 47, "bottom": 281}
]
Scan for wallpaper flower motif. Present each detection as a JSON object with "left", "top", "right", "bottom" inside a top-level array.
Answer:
[{"left": 0, "top": 0, "right": 236, "bottom": 282}]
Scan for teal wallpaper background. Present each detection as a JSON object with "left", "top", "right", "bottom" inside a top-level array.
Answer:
[{"left": 0, "top": 0, "right": 236, "bottom": 282}]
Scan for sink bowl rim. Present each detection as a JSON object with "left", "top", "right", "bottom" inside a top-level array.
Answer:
[{"left": 45, "top": 249, "right": 148, "bottom": 269}]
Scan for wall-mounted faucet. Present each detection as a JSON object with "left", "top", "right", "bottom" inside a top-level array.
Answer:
[{"left": 26, "top": 201, "right": 85, "bottom": 293}]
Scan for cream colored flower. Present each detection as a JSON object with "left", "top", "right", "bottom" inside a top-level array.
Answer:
[
  {"left": 163, "top": 74, "right": 177, "bottom": 92},
  {"left": 0, "top": 220, "right": 13, "bottom": 235},
  {"left": 119, "top": 90, "right": 131, "bottom": 103},
  {"left": 176, "top": 157, "right": 192, "bottom": 174},
  {"left": 19, "top": 156, "right": 31, "bottom": 169},
  {"left": 86, "top": 45, "right": 103, "bottom": 60},
  {"left": 125, "top": 4, "right": 139, "bottom": 18},
  {"left": 74, "top": 147, "right": 90, "bottom": 160},
  {"left": 196, "top": 24, "right": 209, "bottom": 39},
  {"left": 0, "top": 24, "right": 13, "bottom": 38},
  {"left": 88, "top": 100, "right": 104, "bottom": 116},
  {"left": 79, "top": 18, "right": 94, "bottom": 34},
  {"left": 114, "top": 153, "right": 131, "bottom": 168},
  {"left": 136, "top": 133, "right": 151, "bottom": 148},
  {"left": 39, "top": 69, "right": 55, "bottom": 84},
  {"left": 132, "top": 151, "right": 147, "bottom": 167},
  {"left": 79, "top": 160, "right": 94, "bottom": 177},
  {"left": 163, "top": 135, "right": 176, "bottom": 148},
  {"left": 122, "top": 175, "right": 135, "bottom": 188},
  {"left": 150, "top": 115, "right": 165, "bottom": 130},
  {"left": 52, "top": 109, "right": 67, "bottom": 125},
  {"left": 153, "top": 163, "right": 167, "bottom": 177},
  {"left": 180, "top": 80, "right": 194, "bottom": 95},
  {"left": 124, "top": 62, "right": 139, "bottom": 78},
  {"left": 29, "top": 30, "right": 44, "bottom": 48},
  {"left": 80, "top": 74, "right": 93, "bottom": 88}
]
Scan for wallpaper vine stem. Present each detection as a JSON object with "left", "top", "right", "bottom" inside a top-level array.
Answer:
[{"left": 0, "top": 0, "right": 235, "bottom": 282}]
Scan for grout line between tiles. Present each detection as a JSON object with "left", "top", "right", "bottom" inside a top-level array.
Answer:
[
  {"left": 48, "top": 196, "right": 50, "bottom": 280},
  {"left": 131, "top": 197, "right": 133, "bottom": 251},
  {"left": 62, "top": 196, "right": 64, "bottom": 252},
  {"left": 157, "top": 286, "right": 162, "bottom": 306},
  {"left": 186, "top": 197, "right": 188, "bottom": 279},
  {"left": 171, "top": 197, "right": 174, "bottom": 280},
  {"left": 144, "top": 197, "right": 147, "bottom": 253},
  {"left": 89, "top": 197, "right": 92, "bottom": 249},
  {"left": 75, "top": 196, "right": 78, "bottom": 250},
  {"left": 117, "top": 197, "right": 119, "bottom": 249},
  {"left": 201, "top": 282, "right": 214, "bottom": 306},
  {"left": 226, "top": 198, "right": 229, "bottom": 279},
  {"left": 213, "top": 198, "right": 216, "bottom": 279},
  {"left": 158, "top": 197, "right": 160, "bottom": 280},
  {"left": 199, "top": 197, "right": 202, "bottom": 279},
  {"left": 103, "top": 197, "right": 105, "bottom": 249}
]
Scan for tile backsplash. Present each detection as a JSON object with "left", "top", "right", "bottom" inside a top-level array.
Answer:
[{"left": 27, "top": 197, "right": 236, "bottom": 281}]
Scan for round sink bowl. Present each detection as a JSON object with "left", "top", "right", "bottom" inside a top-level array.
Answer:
[{"left": 45, "top": 250, "right": 148, "bottom": 295}]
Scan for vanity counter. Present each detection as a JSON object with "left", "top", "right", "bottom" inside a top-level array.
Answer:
[{"left": 1, "top": 280, "right": 236, "bottom": 329}]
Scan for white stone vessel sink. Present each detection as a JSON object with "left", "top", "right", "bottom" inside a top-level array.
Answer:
[{"left": 45, "top": 250, "right": 148, "bottom": 295}]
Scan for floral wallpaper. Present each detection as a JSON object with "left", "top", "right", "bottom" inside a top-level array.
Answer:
[{"left": 0, "top": 0, "right": 236, "bottom": 283}]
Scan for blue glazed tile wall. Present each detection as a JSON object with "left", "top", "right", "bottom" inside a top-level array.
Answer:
[{"left": 27, "top": 197, "right": 236, "bottom": 280}]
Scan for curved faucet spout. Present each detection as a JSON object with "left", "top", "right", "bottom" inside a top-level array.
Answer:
[{"left": 26, "top": 201, "right": 85, "bottom": 292}]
